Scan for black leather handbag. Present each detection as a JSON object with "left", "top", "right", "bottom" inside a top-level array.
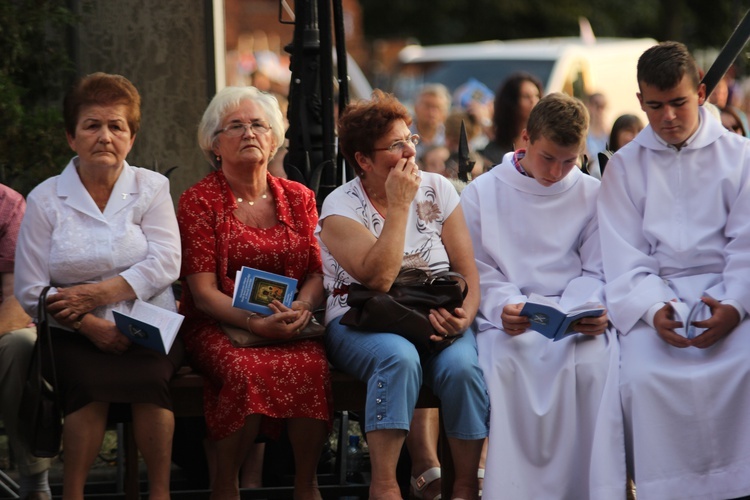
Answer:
[
  {"left": 18, "top": 286, "right": 62, "bottom": 458},
  {"left": 341, "top": 268, "right": 468, "bottom": 355}
]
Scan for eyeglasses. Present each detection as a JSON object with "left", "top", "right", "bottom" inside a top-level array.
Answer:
[
  {"left": 214, "top": 121, "right": 272, "bottom": 137},
  {"left": 373, "top": 134, "right": 420, "bottom": 153}
]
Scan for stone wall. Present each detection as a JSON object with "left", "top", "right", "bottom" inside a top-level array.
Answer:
[{"left": 70, "top": 0, "right": 216, "bottom": 203}]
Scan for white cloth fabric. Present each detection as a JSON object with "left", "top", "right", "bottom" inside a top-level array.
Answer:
[
  {"left": 599, "top": 106, "right": 750, "bottom": 500},
  {"left": 316, "top": 172, "right": 459, "bottom": 325},
  {"left": 462, "top": 154, "right": 625, "bottom": 499},
  {"left": 15, "top": 158, "right": 181, "bottom": 321}
]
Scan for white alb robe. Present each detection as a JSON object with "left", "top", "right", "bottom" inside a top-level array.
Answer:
[
  {"left": 462, "top": 155, "right": 625, "bottom": 500},
  {"left": 599, "top": 107, "right": 750, "bottom": 500}
]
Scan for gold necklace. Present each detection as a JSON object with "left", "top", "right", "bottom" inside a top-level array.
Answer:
[{"left": 237, "top": 189, "right": 268, "bottom": 206}]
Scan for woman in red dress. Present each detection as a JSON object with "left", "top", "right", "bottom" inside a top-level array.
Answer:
[{"left": 177, "top": 86, "right": 331, "bottom": 500}]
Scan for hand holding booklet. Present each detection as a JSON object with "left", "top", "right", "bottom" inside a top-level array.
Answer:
[
  {"left": 113, "top": 300, "right": 184, "bottom": 354},
  {"left": 231, "top": 266, "right": 297, "bottom": 315},
  {"left": 520, "top": 293, "right": 605, "bottom": 341},
  {"left": 227, "top": 266, "right": 323, "bottom": 348},
  {"left": 668, "top": 299, "right": 711, "bottom": 339}
]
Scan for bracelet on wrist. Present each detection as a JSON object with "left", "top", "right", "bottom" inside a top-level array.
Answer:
[
  {"left": 298, "top": 300, "right": 313, "bottom": 312},
  {"left": 72, "top": 312, "right": 88, "bottom": 332},
  {"left": 245, "top": 313, "right": 259, "bottom": 331}
]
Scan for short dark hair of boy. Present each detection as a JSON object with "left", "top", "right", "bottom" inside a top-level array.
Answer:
[
  {"left": 526, "top": 93, "right": 589, "bottom": 148},
  {"left": 637, "top": 41, "right": 700, "bottom": 92}
]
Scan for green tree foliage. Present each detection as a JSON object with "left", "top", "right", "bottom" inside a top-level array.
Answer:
[
  {"left": 360, "top": 0, "right": 746, "bottom": 50},
  {"left": 0, "top": 0, "right": 76, "bottom": 196}
]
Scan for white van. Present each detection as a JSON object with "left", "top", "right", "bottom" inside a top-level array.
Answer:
[{"left": 392, "top": 37, "right": 658, "bottom": 128}]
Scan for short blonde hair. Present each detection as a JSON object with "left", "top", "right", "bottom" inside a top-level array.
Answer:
[{"left": 526, "top": 93, "right": 589, "bottom": 149}]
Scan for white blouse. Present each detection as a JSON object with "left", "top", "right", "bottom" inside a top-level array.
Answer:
[
  {"left": 14, "top": 158, "right": 181, "bottom": 321},
  {"left": 316, "top": 172, "right": 460, "bottom": 324}
]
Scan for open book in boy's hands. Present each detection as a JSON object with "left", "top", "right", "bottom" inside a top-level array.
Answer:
[
  {"left": 113, "top": 300, "right": 184, "bottom": 354},
  {"left": 520, "top": 293, "right": 605, "bottom": 341}
]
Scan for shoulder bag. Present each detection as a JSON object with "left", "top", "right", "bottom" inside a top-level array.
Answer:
[
  {"left": 18, "top": 286, "right": 63, "bottom": 458},
  {"left": 221, "top": 317, "right": 325, "bottom": 348},
  {"left": 341, "top": 268, "right": 468, "bottom": 355}
]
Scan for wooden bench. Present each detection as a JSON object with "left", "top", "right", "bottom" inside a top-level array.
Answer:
[{"left": 122, "top": 367, "right": 452, "bottom": 499}]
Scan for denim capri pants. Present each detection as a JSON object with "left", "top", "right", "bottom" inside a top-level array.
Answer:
[{"left": 325, "top": 315, "right": 489, "bottom": 440}]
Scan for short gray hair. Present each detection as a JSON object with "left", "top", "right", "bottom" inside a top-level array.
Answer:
[
  {"left": 416, "top": 83, "right": 452, "bottom": 113},
  {"left": 197, "top": 86, "right": 285, "bottom": 168}
]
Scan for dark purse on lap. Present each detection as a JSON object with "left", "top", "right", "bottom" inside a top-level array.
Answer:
[
  {"left": 341, "top": 268, "right": 468, "bottom": 355},
  {"left": 19, "top": 286, "right": 63, "bottom": 458}
]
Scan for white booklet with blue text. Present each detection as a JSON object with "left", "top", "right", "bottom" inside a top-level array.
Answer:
[{"left": 113, "top": 300, "right": 183, "bottom": 354}]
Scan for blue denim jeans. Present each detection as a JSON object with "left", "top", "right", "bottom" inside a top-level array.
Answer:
[{"left": 326, "top": 315, "right": 489, "bottom": 440}]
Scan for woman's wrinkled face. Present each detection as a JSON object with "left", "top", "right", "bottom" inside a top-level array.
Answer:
[
  {"left": 359, "top": 119, "right": 417, "bottom": 183},
  {"left": 66, "top": 104, "right": 135, "bottom": 170},
  {"left": 212, "top": 100, "right": 277, "bottom": 168}
]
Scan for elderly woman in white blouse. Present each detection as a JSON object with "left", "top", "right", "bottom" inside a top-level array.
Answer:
[{"left": 14, "top": 72, "right": 181, "bottom": 500}]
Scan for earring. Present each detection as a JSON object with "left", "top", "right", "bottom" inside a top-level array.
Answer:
[{"left": 216, "top": 155, "right": 221, "bottom": 163}]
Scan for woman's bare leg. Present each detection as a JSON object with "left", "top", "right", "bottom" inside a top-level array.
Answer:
[
  {"left": 287, "top": 418, "right": 327, "bottom": 500},
  {"left": 131, "top": 403, "right": 174, "bottom": 500},
  {"left": 61, "top": 402, "right": 109, "bottom": 500}
]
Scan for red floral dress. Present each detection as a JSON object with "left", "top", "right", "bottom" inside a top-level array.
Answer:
[{"left": 177, "top": 170, "right": 332, "bottom": 440}]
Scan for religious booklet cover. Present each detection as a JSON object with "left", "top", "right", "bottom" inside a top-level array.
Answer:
[
  {"left": 520, "top": 293, "right": 605, "bottom": 341},
  {"left": 113, "top": 300, "right": 184, "bottom": 354},
  {"left": 232, "top": 266, "right": 298, "bottom": 315}
]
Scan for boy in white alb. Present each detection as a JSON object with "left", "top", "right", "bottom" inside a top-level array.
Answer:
[
  {"left": 598, "top": 41, "right": 750, "bottom": 500},
  {"left": 462, "top": 93, "right": 625, "bottom": 499}
]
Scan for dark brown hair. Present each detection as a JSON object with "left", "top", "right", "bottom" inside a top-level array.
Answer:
[
  {"left": 63, "top": 72, "right": 141, "bottom": 136},
  {"left": 637, "top": 41, "right": 700, "bottom": 92},
  {"left": 608, "top": 114, "right": 644, "bottom": 151},
  {"left": 337, "top": 89, "right": 412, "bottom": 175},
  {"left": 492, "top": 72, "right": 544, "bottom": 150}
]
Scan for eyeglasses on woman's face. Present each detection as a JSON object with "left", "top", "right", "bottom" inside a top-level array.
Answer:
[
  {"left": 373, "top": 134, "right": 420, "bottom": 153},
  {"left": 214, "top": 121, "right": 272, "bottom": 137}
]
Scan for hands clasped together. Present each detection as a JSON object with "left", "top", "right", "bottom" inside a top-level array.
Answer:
[
  {"left": 654, "top": 296, "right": 740, "bottom": 349},
  {"left": 46, "top": 283, "right": 132, "bottom": 355},
  {"left": 247, "top": 299, "right": 314, "bottom": 340}
]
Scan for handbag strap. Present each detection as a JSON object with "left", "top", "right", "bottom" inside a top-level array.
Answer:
[
  {"left": 428, "top": 271, "right": 469, "bottom": 299},
  {"left": 393, "top": 268, "right": 469, "bottom": 299},
  {"left": 36, "top": 286, "right": 61, "bottom": 403}
]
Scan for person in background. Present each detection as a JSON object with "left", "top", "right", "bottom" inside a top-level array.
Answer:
[
  {"left": 720, "top": 105, "right": 747, "bottom": 136},
  {"left": 318, "top": 90, "right": 488, "bottom": 500},
  {"left": 14, "top": 72, "right": 182, "bottom": 500},
  {"left": 608, "top": 114, "right": 644, "bottom": 152},
  {"left": 0, "top": 184, "right": 51, "bottom": 500},
  {"left": 585, "top": 92, "right": 609, "bottom": 175},
  {"left": 598, "top": 41, "right": 750, "bottom": 500},
  {"left": 410, "top": 83, "right": 452, "bottom": 158},
  {"left": 178, "top": 86, "right": 330, "bottom": 500},
  {"left": 419, "top": 144, "right": 451, "bottom": 176},
  {"left": 480, "top": 72, "right": 543, "bottom": 167},
  {"left": 463, "top": 93, "right": 624, "bottom": 499},
  {"left": 443, "top": 111, "right": 486, "bottom": 180}
]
